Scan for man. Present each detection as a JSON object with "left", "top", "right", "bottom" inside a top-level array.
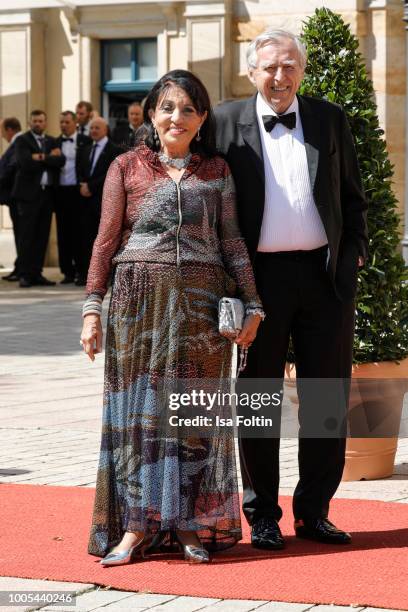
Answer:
[
  {"left": 75, "top": 101, "right": 93, "bottom": 136},
  {"left": 215, "top": 30, "right": 368, "bottom": 548},
  {"left": 55, "top": 111, "right": 92, "bottom": 284},
  {"left": 0, "top": 117, "right": 23, "bottom": 281},
  {"left": 76, "top": 117, "right": 121, "bottom": 285},
  {"left": 112, "top": 101, "right": 143, "bottom": 148},
  {"left": 13, "top": 109, "right": 65, "bottom": 288}
]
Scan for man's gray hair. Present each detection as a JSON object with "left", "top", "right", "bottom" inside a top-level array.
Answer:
[{"left": 246, "top": 29, "right": 307, "bottom": 71}]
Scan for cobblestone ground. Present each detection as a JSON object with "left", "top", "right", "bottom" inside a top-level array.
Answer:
[{"left": 0, "top": 270, "right": 407, "bottom": 612}]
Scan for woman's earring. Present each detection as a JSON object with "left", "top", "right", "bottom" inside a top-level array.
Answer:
[
  {"left": 196, "top": 126, "right": 202, "bottom": 142},
  {"left": 153, "top": 124, "right": 160, "bottom": 146}
]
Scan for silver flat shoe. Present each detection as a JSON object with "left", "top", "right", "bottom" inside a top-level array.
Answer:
[{"left": 183, "top": 544, "right": 210, "bottom": 563}]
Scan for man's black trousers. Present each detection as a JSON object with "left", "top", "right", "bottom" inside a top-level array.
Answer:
[
  {"left": 55, "top": 185, "right": 81, "bottom": 278},
  {"left": 17, "top": 186, "right": 54, "bottom": 281},
  {"left": 77, "top": 196, "right": 101, "bottom": 281},
  {"left": 239, "top": 247, "right": 355, "bottom": 524}
]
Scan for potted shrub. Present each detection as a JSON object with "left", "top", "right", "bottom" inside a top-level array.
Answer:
[{"left": 296, "top": 8, "right": 408, "bottom": 479}]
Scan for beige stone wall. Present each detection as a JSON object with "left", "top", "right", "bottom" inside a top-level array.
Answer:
[
  {"left": 0, "top": 24, "right": 30, "bottom": 230},
  {"left": 365, "top": 3, "right": 406, "bottom": 222},
  {"left": 44, "top": 9, "right": 81, "bottom": 134},
  {"left": 0, "top": 17, "right": 30, "bottom": 232}
]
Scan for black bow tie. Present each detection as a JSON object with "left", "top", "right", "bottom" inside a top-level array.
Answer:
[
  {"left": 262, "top": 112, "right": 296, "bottom": 132},
  {"left": 62, "top": 137, "right": 74, "bottom": 142}
]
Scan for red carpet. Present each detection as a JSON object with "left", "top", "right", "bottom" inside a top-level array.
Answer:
[{"left": 1, "top": 484, "right": 408, "bottom": 610}]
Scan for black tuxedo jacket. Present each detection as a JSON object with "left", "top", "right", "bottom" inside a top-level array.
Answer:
[
  {"left": 12, "top": 131, "right": 66, "bottom": 201},
  {"left": 111, "top": 122, "right": 138, "bottom": 149},
  {"left": 214, "top": 94, "right": 368, "bottom": 301},
  {"left": 0, "top": 138, "right": 18, "bottom": 204},
  {"left": 77, "top": 139, "right": 122, "bottom": 203},
  {"left": 55, "top": 133, "right": 92, "bottom": 184}
]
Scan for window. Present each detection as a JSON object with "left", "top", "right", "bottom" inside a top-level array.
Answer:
[{"left": 102, "top": 39, "right": 158, "bottom": 92}]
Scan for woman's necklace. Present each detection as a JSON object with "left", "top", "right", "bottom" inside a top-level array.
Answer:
[{"left": 158, "top": 151, "right": 192, "bottom": 170}]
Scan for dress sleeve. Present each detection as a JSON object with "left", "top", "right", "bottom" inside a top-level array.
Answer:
[
  {"left": 217, "top": 159, "right": 264, "bottom": 316},
  {"left": 83, "top": 158, "right": 126, "bottom": 316}
]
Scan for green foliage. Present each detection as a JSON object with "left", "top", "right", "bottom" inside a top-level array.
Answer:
[{"left": 299, "top": 7, "right": 408, "bottom": 363}]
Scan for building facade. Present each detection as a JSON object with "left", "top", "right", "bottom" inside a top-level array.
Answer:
[{"left": 0, "top": 0, "right": 405, "bottom": 261}]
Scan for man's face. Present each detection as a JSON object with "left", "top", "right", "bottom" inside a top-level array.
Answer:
[
  {"left": 76, "top": 105, "right": 91, "bottom": 126},
  {"left": 128, "top": 104, "right": 143, "bottom": 129},
  {"left": 60, "top": 115, "right": 77, "bottom": 136},
  {"left": 248, "top": 37, "right": 304, "bottom": 114},
  {"left": 90, "top": 119, "right": 108, "bottom": 141},
  {"left": 30, "top": 114, "right": 47, "bottom": 135}
]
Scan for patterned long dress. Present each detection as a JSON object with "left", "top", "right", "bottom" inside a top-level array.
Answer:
[{"left": 85, "top": 143, "right": 263, "bottom": 557}]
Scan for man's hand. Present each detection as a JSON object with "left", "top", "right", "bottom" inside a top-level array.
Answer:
[
  {"left": 50, "top": 147, "right": 62, "bottom": 156},
  {"left": 80, "top": 314, "right": 103, "bottom": 361},
  {"left": 80, "top": 182, "right": 92, "bottom": 197},
  {"left": 235, "top": 313, "right": 262, "bottom": 349},
  {"left": 32, "top": 153, "right": 44, "bottom": 161}
]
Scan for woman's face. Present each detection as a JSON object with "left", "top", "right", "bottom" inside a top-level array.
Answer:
[{"left": 149, "top": 85, "right": 207, "bottom": 153}]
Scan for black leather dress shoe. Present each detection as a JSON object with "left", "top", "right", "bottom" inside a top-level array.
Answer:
[
  {"left": 3, "top": 270, "right": 19, "bottom": 281},
  {"left": 19, "top": 277, "right": 32, "bottom": 288},
  {"left": 33, "top": 275, "right": 56, "bottom": 286},
  {"left": 295, "top": 518, "right": 351, "bottom": 544},
  {"left": 251, "top": 517, "right": 285, "bottom": 550},
  {"left": 75, "top": 277, "right": 86, "bottom": 287}
]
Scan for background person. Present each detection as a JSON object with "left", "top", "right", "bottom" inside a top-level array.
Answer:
[
  {"left": 112, "top": 101, "right": 143, "bottom": 149},
  {"left": 80, "top": 69, "right": 264, "bottom": 566},
  {"left": 55, "top": 111, "right": 92, "bottom": 284},
  {"left": 0, "top": 117, "right": 23, "bottom": 281},
  {"left": 76, "top": 117, "right": 121, "bottom": 285},
  {"left": 215, "top": 29, "right": 368, "bottom": 549},
  {"left": 75, "top": 101, "right": 93, "bottom": 136},
  {"left": 13, "top": 110, "right": 65, "bottom": 288}
]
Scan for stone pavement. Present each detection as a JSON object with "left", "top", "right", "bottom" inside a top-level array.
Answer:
[{"left": 0, "top": 268, "right": 407, "bottom": 612}]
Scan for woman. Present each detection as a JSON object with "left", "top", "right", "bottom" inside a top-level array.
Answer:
[{"left": 81, "top": 70, "right": 264, "bottom": 565}]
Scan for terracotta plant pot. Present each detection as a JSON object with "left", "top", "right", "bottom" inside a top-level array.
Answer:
[
  {"left": 284, "top": 359, "right": 408, "bottom": 481},
  {"left": 343, "top": 358, "right": 408, "bottom": 481}
]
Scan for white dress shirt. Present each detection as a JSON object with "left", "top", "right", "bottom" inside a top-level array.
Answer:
[
  {"left": 32, "top": 131, "right": 48, "bottom": 187},
  {"left": 77, "top": 122, "right": 91, "bottom": 137},
  {"left": 90, "top": 136, "right": 108, "bottom": 175},
  {"left": 60, "top": 132, "right": 77, "bottom": 186},
  {"left": 256, "top": 94, "right": 328, "bottom": 252}
]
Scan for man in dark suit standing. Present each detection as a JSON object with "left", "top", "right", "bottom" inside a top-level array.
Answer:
[
  {"left": 0, "top": 117, "right": 23, "bottom": 281},
  {"left": 13, "top": 109, "right": 65, "bottom": 288},
  {"left": 75, "top": 101, "right": 93, "bottom": 137},
  {"left": 111, "top": 101, "right": 143, "bottom": 149},
  {"left": 76, "top": 117, "right": 121, "bottom": 285},
  {"left": 215, "top": 30, "right": 368, "bottom": 548},
  {"left": 55, "top": 110, "right": 91, "bottom": 284}
]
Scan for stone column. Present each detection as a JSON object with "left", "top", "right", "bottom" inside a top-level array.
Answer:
[
  {"left": 184, "top": 0, "right": 232, "bottom": 104},
  {"left": 403, "top": 0, "right": 408, "bottom": 262}
]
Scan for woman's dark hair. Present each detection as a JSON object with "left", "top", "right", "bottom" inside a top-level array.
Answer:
[{"left": 142, "top": 69, "right": 217, "bottom": 157}]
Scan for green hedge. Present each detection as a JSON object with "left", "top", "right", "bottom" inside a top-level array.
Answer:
[{"left": 299, "top": 7, "right": 408, "bottom": 363}]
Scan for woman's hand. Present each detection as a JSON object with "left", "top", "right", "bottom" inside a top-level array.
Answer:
[
  {"left": 235, "top": 313, "right": 262, "bottom": 349},
  {"left": 80, "top": 314, "right": 103, "bottom": 361}
]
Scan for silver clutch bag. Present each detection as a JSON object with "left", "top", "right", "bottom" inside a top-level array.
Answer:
[
  {"left": 218, "top": 297, "right": 248, "bottom": 374},
  {"left": 218, "top": 297, "right": 245, "bottom": 339}
]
